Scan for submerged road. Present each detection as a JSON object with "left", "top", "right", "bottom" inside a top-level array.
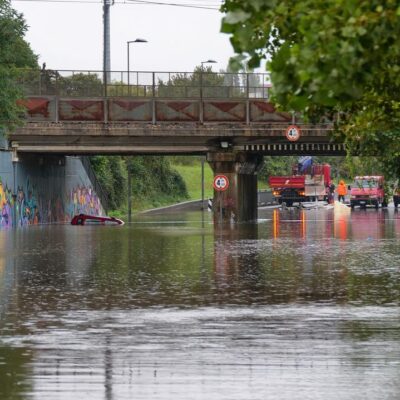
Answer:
[{"left": 1, "top": 204, "right": 400, "bottom": 399}]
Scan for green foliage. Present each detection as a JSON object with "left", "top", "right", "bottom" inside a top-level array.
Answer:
[
  {"left": 0, "top": 0, "right": 38, "bottom": 130},
  {"left": 258, "top": 156, "right": 297, "bottom": 181},
  {"left": 58, "top": 73, "right": 103, "bottom": 97},
  {"left": 221, "top": 0, "right": 400, "bottom": 180},
  {"left": 90, "top": 156, "right": 127, "bottom": 210},
  {"left": 127, "top": 156, "right": 188, "bottom": 206},
  {"left": 90, "top": 155, "right": 188, "bottom": 212},
  {"left": 157, "top": 66, "right": 226, "bottom": 97},
  {"left": 17, "top": 70, "right": 104, "bottom": 97},
  {"left": 0, "top": 1, "right": 37, "bottom": 68}
]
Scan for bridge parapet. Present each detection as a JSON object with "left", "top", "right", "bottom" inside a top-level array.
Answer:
[
  {"left": 17, "top": 69, "right": 271, "bottom": 99},
  {"left": 19, "top": 95, "right": 294, "bottom": 124}
]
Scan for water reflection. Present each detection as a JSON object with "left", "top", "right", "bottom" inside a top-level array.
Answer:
[{"left": 0, "top": 207, "right": 400, "bottom": 399}]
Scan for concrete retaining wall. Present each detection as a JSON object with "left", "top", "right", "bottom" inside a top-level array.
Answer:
[{"left": 0, "top": 151, "right": 104, "bottom": 228}]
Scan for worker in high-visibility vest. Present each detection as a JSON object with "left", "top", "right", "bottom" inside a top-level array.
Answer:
[{"left": 337, "top": 180, "right": 347, "bottom": 202}]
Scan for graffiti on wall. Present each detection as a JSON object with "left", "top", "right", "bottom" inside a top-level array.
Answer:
[
  {"left": 0, "top": 180, "right": 14, "bottom": 228},
  {"left": 0, "top": 178, "right": 103, "bottom": 229},
  {"left": 66, "top": 186, "right": 103, "bottom": 219}
]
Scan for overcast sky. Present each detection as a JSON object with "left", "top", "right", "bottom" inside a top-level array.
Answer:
[{"left": 11, "top": 0, "right": 256, "bottom": 73}]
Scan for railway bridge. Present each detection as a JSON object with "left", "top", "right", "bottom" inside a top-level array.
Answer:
[{"left": 11, "top": 69, "right": 342, "bottom": 222}]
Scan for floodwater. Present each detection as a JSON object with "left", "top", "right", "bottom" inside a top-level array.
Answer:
[{"left": 1, "top": 203, "right": 400, "bottom": 400}]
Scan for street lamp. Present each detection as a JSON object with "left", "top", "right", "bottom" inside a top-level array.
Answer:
[
  {"left": 127, "top": 38, "right": 148, "bottom": 88},
  {"left": 201, "top": 59, "right": 217, "bottom": 70},
  {"left": 199, "top": 59, "right": 216, "bottom": 205}
]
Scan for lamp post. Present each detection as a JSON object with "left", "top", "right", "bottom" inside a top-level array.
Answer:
[
  {"left": 199, "top": 60, "right": 216, "bottom": 205},
  {"left": 127, "top": 38, "right": 148, "bottom": 89},
  {"left": 200, "top": 59, "right": 217, "bottom": 69},
  {"left": 199, "top": 59, "right": 217, "bottom": 98}
]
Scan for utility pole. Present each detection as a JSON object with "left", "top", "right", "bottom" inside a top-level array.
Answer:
[{"left": 103, "top": 0, "right": 112, "bottom": 85}]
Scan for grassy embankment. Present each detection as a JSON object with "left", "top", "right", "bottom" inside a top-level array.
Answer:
[
  {"left": 110, "top": 159, "right": 269, "bottom": 218},
  {"left": 174, "top": 162, "right": 269, "bottom": 199}
]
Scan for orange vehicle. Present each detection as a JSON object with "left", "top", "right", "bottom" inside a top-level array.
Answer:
[{"left": 350, "top": 176, "right": 385, "bottom": 209}]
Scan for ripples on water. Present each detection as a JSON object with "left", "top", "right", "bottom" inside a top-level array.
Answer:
[{"left": 0, "top": 205, "right": 400, "bottom": 399}]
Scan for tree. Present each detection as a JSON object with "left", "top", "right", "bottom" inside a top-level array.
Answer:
[
  {"left": 0, "top": 0, "right": 38, "bottom": 131},
  {"left": 157, "top": 65, "right": 226, "bottom": 98},
  {"left": 221, "top": 1, "right": 400, "bottom": 180}
]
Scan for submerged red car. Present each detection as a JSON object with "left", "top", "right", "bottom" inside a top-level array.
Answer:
[{"left": 71, "top": 214, "right": 124, "bottom": 226}]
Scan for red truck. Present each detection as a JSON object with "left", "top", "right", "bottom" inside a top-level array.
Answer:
[
  {"left": 350, "top": 176, "right": 385, "bottom": 209},
  {"left": 268, "top": 163, "right": 331, "bottom": 207}
]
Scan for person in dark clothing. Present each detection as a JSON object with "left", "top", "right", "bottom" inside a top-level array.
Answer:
[{"left": 328, "top": 183, "right": 335, "bottom": 204}]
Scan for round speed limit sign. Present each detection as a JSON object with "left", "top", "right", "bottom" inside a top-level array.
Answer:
[
  {"left": 285, "top": 125, "right": 301, "bottom": 141},
  {"left": 213, "top": 175, "right": 229, "bottom": 191}
]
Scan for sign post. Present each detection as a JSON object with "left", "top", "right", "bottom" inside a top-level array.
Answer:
[{"left": 213, "top": 175, "right": 229, "bottom": 224}]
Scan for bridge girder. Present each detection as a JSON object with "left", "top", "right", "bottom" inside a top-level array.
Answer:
[{"left": 11, "top": 121, "right": 343, "bottom": 156}]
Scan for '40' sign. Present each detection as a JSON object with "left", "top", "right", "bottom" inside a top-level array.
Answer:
[
  {"left": 213, "top": 175, "right": 229, "bottom": 191},
  {"left": 285, "top": 125, "right": 301, "bottom": 141}
]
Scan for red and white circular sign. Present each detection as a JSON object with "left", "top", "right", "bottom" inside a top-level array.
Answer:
[
  {"left": 285, "top": 125, "right": 301, "bottom": 141},
  {"left": 213, "top": 175, "right": 229, "bottom": 191}
]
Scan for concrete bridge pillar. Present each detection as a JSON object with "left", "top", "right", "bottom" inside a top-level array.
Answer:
[{"left": 207, "top": 152, "right": 263, "bottom": 223}]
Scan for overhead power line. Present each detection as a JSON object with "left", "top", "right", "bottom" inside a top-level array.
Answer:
[
  {"left": 126, "top": 0, "right": 220, "bottom": 10},
  {"left": 13, "top": 0, "right": 222, "bottom": 9}
]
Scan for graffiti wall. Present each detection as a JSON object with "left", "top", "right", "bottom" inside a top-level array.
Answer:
[
  {"left": 0, "top": 154, "right": 104, "bottom": 229},
  {"left": 66, "top": 186, "right": 102, "bottom": 219},
  {"left": 0, "top": 181, "right": 13, "bottom": 228}
]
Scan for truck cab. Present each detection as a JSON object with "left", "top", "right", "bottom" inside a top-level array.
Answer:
[{"left": 350, "top": 176, "right": 385, "bottom": 209}]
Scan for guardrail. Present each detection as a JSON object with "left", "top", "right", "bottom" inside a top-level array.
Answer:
[{"left": 16, "top": 69, "right": 271, "bottom": 99}]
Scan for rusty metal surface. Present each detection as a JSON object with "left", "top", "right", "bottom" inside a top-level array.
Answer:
[
  {"left": 18, "top": 96, "right": 331, "bottom": 128},
  {"left": 59, "top": 99, "right": 104, "bottom": 121},
  {"left": 203, "top": 101, "right": 246, "bottom": 122},
  {"left": 17, "top": 96, "right": 56, "bottom": 122},
  {"left": 155, "top": 100, "right": 199, "bottom": 121},
  {"left": 250, "top": 101, "right": 291, "bottom": 122},
  {"left": 108, "top": 98, "right": 152, "bottom": 121}
]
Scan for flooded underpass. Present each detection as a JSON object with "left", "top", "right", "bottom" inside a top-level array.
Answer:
[{"left": 1, "top": 203, "right": 400, "bottom": 399}]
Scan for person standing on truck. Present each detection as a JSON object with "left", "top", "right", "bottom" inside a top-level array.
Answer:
[{"left": 337, "top": 180, "right": 347, "bottom": 203}]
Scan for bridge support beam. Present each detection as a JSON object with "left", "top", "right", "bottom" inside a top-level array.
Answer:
[{"left": 207, "top": 152, "right": 263, "bottom": 224}]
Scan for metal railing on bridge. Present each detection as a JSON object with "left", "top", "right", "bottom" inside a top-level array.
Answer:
[{"left": 16, "top": 69, "right": 271, "bottom": 99}]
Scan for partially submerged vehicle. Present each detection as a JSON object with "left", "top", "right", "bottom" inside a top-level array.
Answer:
[
  {"left": 350, "top": 176, "right": 385, "bottom": 209},
  {"left": 71, "top": 214, "right": 124, "bottom": 226}
]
